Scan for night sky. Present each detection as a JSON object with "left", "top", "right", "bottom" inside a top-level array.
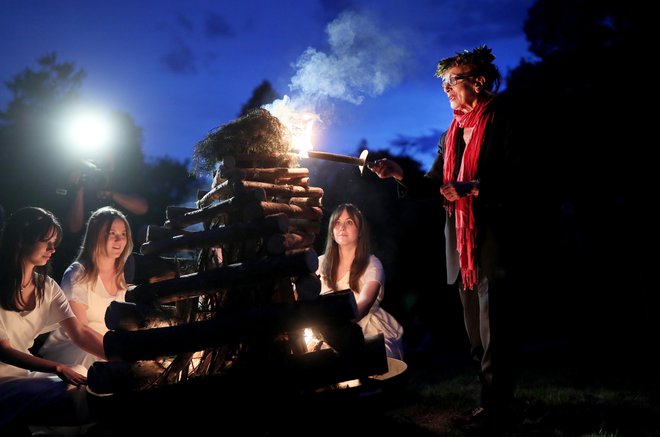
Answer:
[{"left": 0, "top": 0, "right": 535, "bottom": 169}]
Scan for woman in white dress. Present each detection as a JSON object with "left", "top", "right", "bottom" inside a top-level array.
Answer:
[
  {"left": 0, "top": 207, "right": 105, "bottom": 432},
  {"left": 317, "top": 203, "right": 404, "bottom": 360},
  {"left": 40, "top": 206, "right": 133, "bottom": 374}
]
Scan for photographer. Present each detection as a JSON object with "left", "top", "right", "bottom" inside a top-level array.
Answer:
[
  {"left": 65, "top": 162, "right": 148, "bottom": 234},
  {"left": 53, "top": 158, "right": 148, "bottom": 282}
]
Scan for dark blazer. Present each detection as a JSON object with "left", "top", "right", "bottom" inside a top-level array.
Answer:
[{"left": 397, "top": 95, "right": 522, "bottom": 284}]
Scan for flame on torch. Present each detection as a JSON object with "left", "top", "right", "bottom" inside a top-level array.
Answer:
[
  {"left": 264, "top": 95, "right": 320, "bottom": 155},
  {"left": 264, "top": 96, "right": 370, "bottom": 174}
]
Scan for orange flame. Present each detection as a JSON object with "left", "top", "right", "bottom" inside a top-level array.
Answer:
[{"left": 264, "top": 95, "right": 320, "bottom": 156}]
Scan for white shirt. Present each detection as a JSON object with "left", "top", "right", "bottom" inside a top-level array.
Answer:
[
  {"left": 0, "top": 276, "right": 74, "bottom": 378},
  {"left": 40, "top": 262, "right": 125, "bottom": 371}
]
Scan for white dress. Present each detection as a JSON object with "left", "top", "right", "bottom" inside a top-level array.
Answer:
[
  {"left": 317, "top": 254, "right": 404, "bottom": 360},
  {"left": 40, "top": 262, "right": 126, "bottom": 373},
  {"left": 0, "top": 276, "right": 80, "bottom": 429}
]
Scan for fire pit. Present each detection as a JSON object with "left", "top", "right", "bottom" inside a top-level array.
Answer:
[{"left": 86, "top": 108, "right": 396, "bottom": 429}]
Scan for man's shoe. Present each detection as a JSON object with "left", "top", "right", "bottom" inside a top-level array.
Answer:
[{"left": 451, "top": 406, "right": 486, "bottom": 425}]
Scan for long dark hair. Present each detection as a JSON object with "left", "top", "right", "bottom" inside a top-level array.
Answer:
[
  {"left": 320, "top": 203, "right": 371, "bottom": 292},
  {"left": 75, "top": 206, "right": 133, "bottom": 290},
  {"left": 0, "top": 207, "right": 62, "bottom": 311}
]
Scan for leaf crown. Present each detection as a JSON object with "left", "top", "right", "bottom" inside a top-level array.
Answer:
[{"left": 435, "top": 45, "right": 496, "bottom": 77}]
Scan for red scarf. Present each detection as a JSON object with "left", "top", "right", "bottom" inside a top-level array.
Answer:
[{"left": 443, "top": 97, "right": 494, "bottom": 290}]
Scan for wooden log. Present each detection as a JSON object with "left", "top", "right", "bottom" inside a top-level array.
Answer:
[
  {"left": 129, "top": 253, "right": 181, "bottom": 285},
  {"left": 198, "top": 181, "right": 267, "bottom": 210},
  {"left": 218, "top": 167, "right": 246, "bottom": 181},
  {"left": 105, "top": 291, "right": 358, "bottom": 362},
  {"left": 288, "top": 196, "right": 322, "bottom": 207},
  {"left": 241, "top": 180, "right": 323, "bottom": 199},
  {"left": 218, "top": 167, "right": 308, "bottom": 184},
  {"left": 294, "top": 273, "right": 321, "bottom": 301},
  {"left": 141, "top": 214, "right": 289, "bottom": 256},
  {"left": 125, "top": 249, "right": 319, "bottom": 304},
  {"left": 145, "top": 225, "right": 189, "bottom": 243},
  {"left": 288, "top": 218, "right": 322, "bottom": 234},
  {"left": 196, "top": 188, "right": 208, "bottom": 201},
  {"left": 243, "top": 201, "right": 323, "bottom": 222},
  {"left": 88, "top": 360, "right": 166, "bottom": 394},
  {"left": 314, "top": 320, "right": 364, "bottom": 355},
  {"left": 210, "top": 176, "right": 233, "bottom": 192},
  {"left": 166, "top": 206, "right": 196, "bottom": 221},
  {"left": 280, "top": 333, "right": 388, "bottom": 390},
  {"left": 284, "top": 247, "right": 319, "bottom": 257},
  {"left": 165, "top": 196, "right": 242, "bottom": 229},
  {"left": 88, "top": 337, "right": 386, "bottom": 411},
  {"left": 288, "top": 329, "right": 308, "bottom": 356},
  {"left": 204, "top": 177, "right": 236, "bottom": 199},
  {"left": 265, "top": 232, "right": 316, "bottom": 255},
  {"left": 105, "top": 301, "right": 180, "bottom": 331},
  {"left": 279, "top": 176, "right": 309, "bottom": 187},
  {"left": 198, "top": 179, "right": 247, "bottom": 208},
  {"left": 264, "top": 234, "right": 285, "bottom": 255}
]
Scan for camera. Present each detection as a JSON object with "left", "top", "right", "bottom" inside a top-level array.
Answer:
[
  {"left": 78, "top": 159, "right": 110, "bottom": 191},
  {"left": 55, "top": 159, "right": 110, "bottom": 196}
]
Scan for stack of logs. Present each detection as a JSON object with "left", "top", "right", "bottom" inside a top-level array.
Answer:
[{"left": 86, "top": 153, "right": 388, "bottom": 428}]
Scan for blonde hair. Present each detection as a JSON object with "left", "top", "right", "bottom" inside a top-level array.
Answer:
[{"left": 75, "top": 206, "right": 133, "bottom": 290}]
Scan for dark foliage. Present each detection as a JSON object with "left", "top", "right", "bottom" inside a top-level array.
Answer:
[
  {"left": 239, "top": 80, "right": 280, "bottom": 117},
  {"left": 0, "top": 54, "right": 200, "bottom": 279},
  {"left": 504, "top": 0, "right": 652, "bottom": 359}
]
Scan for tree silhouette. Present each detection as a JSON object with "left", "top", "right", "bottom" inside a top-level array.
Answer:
[
  {"left": 0, "top": 52, "right": 85, "bottom": 123},
  {"left": 503, "top": 0, "right": 650, "bottom": 353},
  {"left": 0, "top": 53, "right": 200, "bottom": 277},
  {"left": 239, "top": 80, "right": 280, "bottom": 117},
  {"left": 0, "top": 53, "right": 86, "bottom": 214}
]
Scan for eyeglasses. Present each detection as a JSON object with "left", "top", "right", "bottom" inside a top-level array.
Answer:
[{"left": 441, "top": 74, "right": 472, "bottom": 88}]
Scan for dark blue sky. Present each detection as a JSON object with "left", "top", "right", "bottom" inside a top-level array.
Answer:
[{"left": 0, "top": 0, "right": 536, "bottom": 169}]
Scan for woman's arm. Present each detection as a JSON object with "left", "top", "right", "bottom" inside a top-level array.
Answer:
[
  {"left": 60, "top": 316, "right": 106, "bottom": 360},
  {"left": 354, "top": 280, "right": 380, "bottom": 320},
  {"left": 0, "top": 339, "right": 87, "bottom": 386},
  {"left": 69, "top": 301, "right": 89, "bottom": 326},
  {"left": 66, "top": 186, "right": 85, "bottom": 233}
]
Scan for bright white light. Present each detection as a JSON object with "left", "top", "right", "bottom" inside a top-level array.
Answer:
[
  {"left": 263, "top": 95, "right": 320, "bottom": 154},
  {"left": 60, "top": 108, "right": 114, "bottom": 156},
  {"left": 303, "top": 327, "right": 322, "bottom": 352},
  {"left": 303, "top": 328, "right": 315, "bottom": 344}
]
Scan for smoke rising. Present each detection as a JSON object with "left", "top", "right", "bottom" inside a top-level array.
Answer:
[
  {"left": 289, "top": 10, "right": 409, "bottom": 106},
  {"left": 264, "top": 10, "right": 410, "bottom": 146}
]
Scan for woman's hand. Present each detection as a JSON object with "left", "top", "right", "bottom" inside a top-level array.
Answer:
[
  {"left": 440, "top": 181, "right": 479, "bottom": 201},
  {"left": 55, "top": 365, "right": 87, "bottom": 387},
  {"left": 368, "top": 159, "right": 404, "bottom": 181}
]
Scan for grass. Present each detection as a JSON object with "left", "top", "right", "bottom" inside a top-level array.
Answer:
[{"left": 321, "top": 343, "right": 660, "bottom": 437}]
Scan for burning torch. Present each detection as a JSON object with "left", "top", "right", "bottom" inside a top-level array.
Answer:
[{"left": 302, "top": 149, "right": 371, "bottom": 175}]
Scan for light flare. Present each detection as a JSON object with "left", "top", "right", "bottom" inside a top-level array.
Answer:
[
  {"left": 263, "top": 95, "right": 321, "bottom": 155},
  {"left": 263, "top": 96, "right": 370, "bottom": 174}
]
